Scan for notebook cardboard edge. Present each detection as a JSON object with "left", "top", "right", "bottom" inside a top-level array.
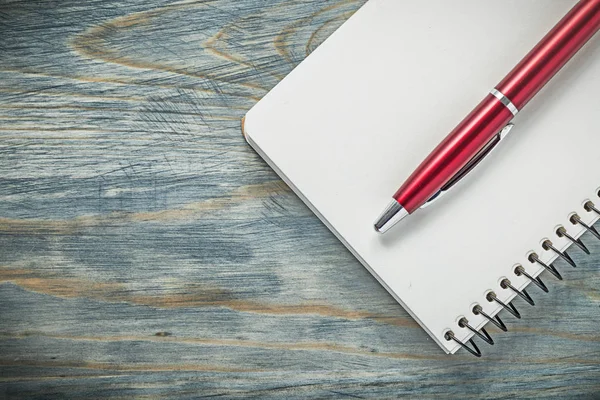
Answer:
[{"left": 241, "top": 113, "right": 454, "bottom": 354}]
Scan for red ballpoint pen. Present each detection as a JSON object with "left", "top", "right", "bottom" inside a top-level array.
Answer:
[{"left": 375, "top": 0, "right": 600, "bottom": 234}]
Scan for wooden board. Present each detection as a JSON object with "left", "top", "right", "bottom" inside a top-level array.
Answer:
[{"left": 0, "top": 0, "right": 599, "bottom": 398}]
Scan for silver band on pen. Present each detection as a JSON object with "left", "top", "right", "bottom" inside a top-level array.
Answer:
[{"left": 490, "top": 88, "right": 519, "bottom": 116}]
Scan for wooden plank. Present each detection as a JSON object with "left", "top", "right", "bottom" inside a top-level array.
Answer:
[{"left": 0, "top": 0, "right": 599, "bottom": 398}]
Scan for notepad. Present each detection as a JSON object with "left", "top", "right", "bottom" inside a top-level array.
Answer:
[{"left": 243, "top": 0, "right": 600, "bottom": 354}]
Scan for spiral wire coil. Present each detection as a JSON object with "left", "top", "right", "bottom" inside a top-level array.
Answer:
[{"left": 445, "top": 191, "right": 600, "bottom": 357}]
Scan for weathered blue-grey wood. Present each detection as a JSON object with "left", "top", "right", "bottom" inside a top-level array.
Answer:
[{"left": 0, "top": 0, "right": 599, "bottom": 398}]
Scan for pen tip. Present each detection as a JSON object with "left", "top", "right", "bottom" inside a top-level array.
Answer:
[{"left": 374, "top": 200, "right": 409, "bottom": 234}]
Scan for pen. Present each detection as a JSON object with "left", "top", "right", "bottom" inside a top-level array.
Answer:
[{"left": 374, "top": 0, "right": 600, "bottom": 234}]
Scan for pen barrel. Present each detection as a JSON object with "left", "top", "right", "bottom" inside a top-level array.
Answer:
[
  {"left": 394, "top": 95, "right": 513, "bottom": 213},
  {"left": 497, "top": 0, "right": 600, "bottom": 110},
  {"left": 393, "top": 0, "right": 600, "bottom": 215}
]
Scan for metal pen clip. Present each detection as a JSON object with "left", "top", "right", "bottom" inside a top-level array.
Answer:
[{"left": 421, "top": 123, "right": 515, "bottom": 208}]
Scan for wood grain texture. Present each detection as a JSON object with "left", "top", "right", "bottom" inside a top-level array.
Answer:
[{"left": 0, "top": 0, "right": 599, "bottom": 398}]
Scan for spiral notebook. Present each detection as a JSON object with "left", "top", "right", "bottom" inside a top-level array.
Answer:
[{"left": 243, "top": 0, "right": 600, "bottom": 355}]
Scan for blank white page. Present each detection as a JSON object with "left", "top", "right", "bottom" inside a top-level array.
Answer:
[{"left": 244, "top": 0, "right": 600, "bottom": 353}]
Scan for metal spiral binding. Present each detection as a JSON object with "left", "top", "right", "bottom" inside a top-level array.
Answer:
[
  {"left": 529, "top": 252, "right": 562, "bottom": 280},
  {"left": 445, "top": 194, "right": 600, "bottom": 357}
]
